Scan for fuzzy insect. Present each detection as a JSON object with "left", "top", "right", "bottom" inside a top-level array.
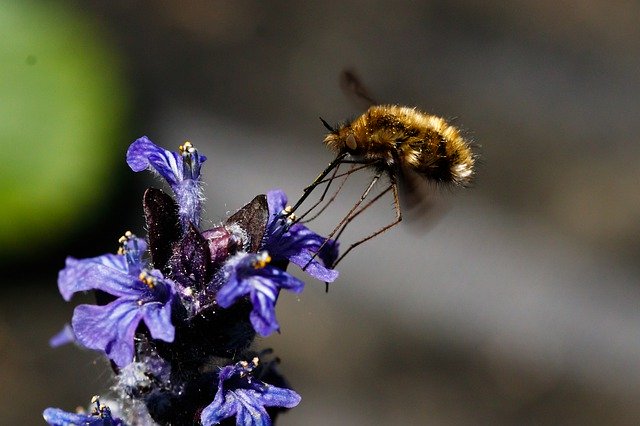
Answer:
[
  {"left": 289, "top": 72, "right": 477, "bottom": 269},
  {"left": 323, "top": 104, "right": 475, "bottom": 186}
]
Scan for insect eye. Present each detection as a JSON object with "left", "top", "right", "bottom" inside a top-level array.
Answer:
[{"left": 346, "top": 134, "right": 357, "bottom": 151}]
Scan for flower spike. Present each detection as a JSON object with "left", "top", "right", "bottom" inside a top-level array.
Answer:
[{"left": 49, "top": 135, "right": 348, "bottom": 425}]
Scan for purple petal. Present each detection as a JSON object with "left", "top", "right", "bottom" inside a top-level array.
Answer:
[
  {"left": 263, "top": 189, "right": 340, "bottom": 282},
  {"left": 234, "top": 392, "right": 271, "bottom": 426},
  {"left": 216, "top": 274, "right": 250, "bottom": 309},
  {"left": 245, "top": 271, "right": 302, "bottom": 336},
  {"left": 257, "top": 267, "right": 305, "bottom": 292},
  {"left": 200, "top": 389, "right": 239, "bottom": 426},
  {"left": 59, "top": 261, "right": 145, "bottom": 301},
  {"left": 256, "top": 385, "right": 301, "bottom": 409},
  {"left": 249, "top": 288, "right": 279, "bottom": 336},
  {"left": 217, "top": 254, "right": 305, "bottom": 336},
  {"left": 317, "top": 237, "right": 339, "bottom": 269},
  {"left": 218, "top": 363, "right": 241, "bottom": 382},
  {"left": 266, "top": 190, "right": 288, "bottom": 217},
  {"left": 49, "top": 324, "right": 76, "bottom": 348},
  {"left": 288, "top": 251, "right": 339, "bottom": 282},
  {"left": 201, "top": 363, "right": 299, "bottom": 426},
  {"left": 43, "top": 408, "right": 103, "bottom": 426},
  {"left": 173, "top": 178, "right": 204, "bottom": 229},
  {"left": 141, "top": 300, "right": 175, "bottom": 343},
  {"left": 58, "top": 255, "right": 127, "bottom": 301},
  {"left": 43, "top": 406, "right": 124, "bottom": 426},
  {"left": 126, "top": 136, "right": 183, "bottom": 186},
  {"left": 71, "top": 299, "right": 143, "bottom": 367},
  {"left": 284, "top": 223, "right": 339, "bottom": 265}
]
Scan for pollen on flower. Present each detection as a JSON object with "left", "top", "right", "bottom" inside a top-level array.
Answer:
[
  {"left": 241, "top": 357, "right": 259, "bottom": 369},
  {"left": 238, "top": 357, "right": 259, "bottom": 378},
  {"left": 280, "top": 205, "right": 297, "bottom": 226},
  {"left": 252, "top": 251, "right": 272, "bottom": 269},
  {"left": 179, "top": 140, "right": 195, "bottom": 156},
  {"left": 117, "top": 231, "right": 135, "bottom": 255},
  {"left": 88, "top": 396, "right": 111, "bottom": 418},
  {"left": 138, "top": 270, "right": 157, "bottom": 288}
]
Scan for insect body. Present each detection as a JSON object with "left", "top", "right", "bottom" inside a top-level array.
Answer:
[{"left": 323, "top": 104, "right": 475, "bottom": 186}]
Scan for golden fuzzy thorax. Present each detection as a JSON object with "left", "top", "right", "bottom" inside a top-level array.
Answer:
[{"left": 323, "top": 105, "right": 475, "bottom": 185}]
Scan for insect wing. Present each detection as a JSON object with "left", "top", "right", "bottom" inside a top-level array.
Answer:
[
  {"left": 340, "top": 68, "right": 378, "bottom": 108},
  {"left": 397, "top": 165, "right": 448, "bottom": 233}
]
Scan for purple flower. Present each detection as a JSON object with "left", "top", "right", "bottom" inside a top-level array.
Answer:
[
  {"left": 43, "top": 397, "right": 125, "bottom": 426},
  {"left": 263, "top": 190, "right": 339, "bottom": 282},
  {"left": 216, "top": 252, "right": 304, "bottom": 336},
  {"left": 127, "top": 136, "right": 207, "bottom": 228},
  {"left": 49, "top": 324, "right": 76, "bottom": 348},
  {"left": 58, "top": 233, "right": 176, "bottom": 367},
  {"left": 201, "top": 358, "right": 301, "bottom": 426}
]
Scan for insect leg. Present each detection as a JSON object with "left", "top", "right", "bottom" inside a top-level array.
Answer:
[
  {"left": 299, "top": 161, "right": 379, "bottom": 224},
  {"left": 332, "top": 182, "right": 394, "bottom": 243},
  {"left": 305, "top": 162, "right": 371, "bottom": 187},
  {"left": 303, "top": 169, "right": 384, "bottom": 271},
  {"left": 289, "top": 152, "right": 348, "bottom": 214},
  {"left": 296, "top": 160, "right": 380, "bottom": 225},
  {"left": 296, "top": 163, "right": 342, "bottom": 222},
  {"left": 331, "top": 177, "right": 402, "bottom": 268}
]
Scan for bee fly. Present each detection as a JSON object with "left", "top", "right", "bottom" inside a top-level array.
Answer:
[{"left": 288, "top": 71, "right": 477, "bottom": 270}]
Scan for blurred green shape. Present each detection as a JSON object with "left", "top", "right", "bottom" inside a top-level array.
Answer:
[{"left": 0, "top": 1, "right": 128, "bottom": 252}]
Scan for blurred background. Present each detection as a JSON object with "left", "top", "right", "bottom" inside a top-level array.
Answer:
[{"left": 1, "top": 1, "right": 639, "bottom": 424}]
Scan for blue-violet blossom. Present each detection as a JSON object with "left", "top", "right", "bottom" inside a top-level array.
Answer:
[
  {"left": 49, "top": 323, "right": 76, "bottom": 348},
  {"left": 201, "top": 358, "right": 301, "bottom": 426},
  {"left": 58, "top": 233, "right": 176, "bottom": 367},
  {"left": 217, "top": 252, "right": 304, "bottom": 337},
  {"left": 263, "top": 190, "right": 339, "bottom": 283},
  {"left": 44, "top": 396, "right": 125, "bottom": 426},
  {"left": 127, "top": 136, "right": 206, "bottom": 228}
]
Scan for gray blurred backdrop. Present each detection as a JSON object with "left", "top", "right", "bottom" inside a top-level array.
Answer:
[{"left": 2, "top": 1, "right": 639, "bottom": 425}]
